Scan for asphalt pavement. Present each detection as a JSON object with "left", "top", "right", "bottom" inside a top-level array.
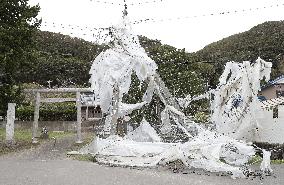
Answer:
[{"left": 0, "top": 135, "right": 283, "bottom": 185}]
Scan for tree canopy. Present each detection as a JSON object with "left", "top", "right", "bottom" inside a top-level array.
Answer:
[{"left": 0, "top": 0, "right": 40, "bottom": 116}]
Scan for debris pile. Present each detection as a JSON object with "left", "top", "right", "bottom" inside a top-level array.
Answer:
[{"left": 74, "top": 16, "right": 273, "bottom": 179}]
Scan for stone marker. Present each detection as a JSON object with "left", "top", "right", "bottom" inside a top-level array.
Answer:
[
  {"left": 32, "top": 92, "right": 40, "bottom": 143},
  {"left": 6, "top": 103, "right": 16, "bottom": 144},
  {"left": 76, "top": 92, "right": 83, "bottom": 143}
]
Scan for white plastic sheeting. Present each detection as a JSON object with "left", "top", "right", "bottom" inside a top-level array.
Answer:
[
  {"left": 82, "top": 120, "right": 255, "bottom": 179},
  {"left": 124, "top": 118, "right": 161, "bottom": 142},
  {"left": 177, "top": 92, "right": 211, "bottom": 109},
  {"left": 160, "top": 105, "right": 192, "bottom": 138},
  {"left": 118, "top": 102, "right": 147, "bottom": 118},
  {"left": 142, "top": 75, "right": 192, "bottom": 138},
  {"left": 211, "top": 58, "right": 272, "bottom": 140},
  {"left": 82, "top": 15, "right": 274, "bottom": 179},
  {"left": 89, "top": 17, "right": 157, "bottom": 113},
  {"left": 79, "top": 56, "right": 273, "bottom": 179}
]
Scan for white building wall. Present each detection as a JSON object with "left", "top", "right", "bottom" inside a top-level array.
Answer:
[{"left": 255, "top": 105, "right": 284, "bottom": 144}]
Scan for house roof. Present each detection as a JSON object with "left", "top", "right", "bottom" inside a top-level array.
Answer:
[{"left": 261, "top": 75, "right": 284, "bottom": 90}]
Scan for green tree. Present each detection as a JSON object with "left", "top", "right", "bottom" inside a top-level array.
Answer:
[{"left": 0, "top": 0, "right": 40, "bottom": 116}]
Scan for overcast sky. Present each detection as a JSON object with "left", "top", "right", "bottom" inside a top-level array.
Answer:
[{"left": 29, "top": 0, "right": 284, "bottom": 52}]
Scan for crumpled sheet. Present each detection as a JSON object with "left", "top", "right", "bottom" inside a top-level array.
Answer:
[
  {"left": 124, "top": 118, "right": 161, "bottom": 142},
  {"left": 118, "top": 102, "right": 147, "bottom": 118},
  {"left": 89, "top": 16, "right": 157, "bottom": 113},
  {"left": 80, "top": 120, "right": 256, "bottom": 179},
  {"left": 211, "top": 58, "right": 272, "bottom": 141}
]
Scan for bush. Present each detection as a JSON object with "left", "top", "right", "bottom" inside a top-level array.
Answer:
[
  {"left": 16, "top": 102, "right": 76, "bottom": 121},
  {"left": 193, "top": 111, "right": 210, "bottom": 123}
]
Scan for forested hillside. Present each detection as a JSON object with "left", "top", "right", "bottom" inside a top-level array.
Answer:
[
  {"left": 15, "top": 21, "right": 284, "bottom": 119},
  {"left": 193, "top": 21, "right": 284, "bottom": 86},
  {"left": 27, "top": 21, "right": 284, "bottom": 91},
  {"left": 25, "top": 31, "right": 206, "bottom": 98}
]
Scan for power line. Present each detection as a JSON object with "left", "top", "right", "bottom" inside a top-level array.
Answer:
[
  {"left": 40, "top": 21, "right": 111, "bottom": 43},
  {"left": 89, "top": 0, "right": 164, "bottom": 6},
  {"left": 39, "top": 2, "right": 284, "bottom": 41},
  {"left": 127, "top": 0, "right": 164, "bottom": 6},
  {"left": 89, "top": 0, "right": 121, "bottom": 6},
  {"left": 132, "top": 3, "right": 284, "bottom": 24},
  {"left": 42, "top": 2, "right": 284, "bottom": 32},
  {"left": 41, "top": 21, "right": 109, "bottom": 31}
]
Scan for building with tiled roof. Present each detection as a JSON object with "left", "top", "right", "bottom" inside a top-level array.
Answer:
[{"left": 258, "top": 75, "right": 284, "bottom": 100}]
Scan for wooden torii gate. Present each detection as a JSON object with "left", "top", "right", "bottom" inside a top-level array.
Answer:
[{"left": 24, "top": 88, "right": 92, "bottom": 143}]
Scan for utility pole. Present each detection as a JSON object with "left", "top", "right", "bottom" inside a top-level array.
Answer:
[{"left": 123, "top": 0, "right": 128, "bottom": 17}]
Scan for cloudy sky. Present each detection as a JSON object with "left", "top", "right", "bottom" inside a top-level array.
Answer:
[{"left": 29, "top": 0, "right": 284, "bottom": 52}]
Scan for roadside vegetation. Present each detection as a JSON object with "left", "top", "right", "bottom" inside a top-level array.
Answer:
[
  {"left": 0, "top": 128, "right": 34, "bottom": 155},
  {"left": 0, "top": 128, "right": 75, "bottom": 156},
  {"left": 249, "top": 155, "right": 284, "bottom": 165}
]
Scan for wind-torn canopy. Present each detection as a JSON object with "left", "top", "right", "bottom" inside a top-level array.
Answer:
[
  {"left": 75, "top": 15, "right": 274, "bottom": 179},
  {"left": 89, "top": 17, "right": 157, "bottom": 113},
  {"left": 78, "top": 118, "right": 256, "bottom": 179},
  {"left": 124, "top": 118, "right": 162, "bottom": 142},
  {"left": 211, "top": 58, "right": 272, "bottom": 141}
]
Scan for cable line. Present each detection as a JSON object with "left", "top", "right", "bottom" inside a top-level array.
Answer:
[{"left": 132, "top": 3, "right": 284, "bottom": 24}]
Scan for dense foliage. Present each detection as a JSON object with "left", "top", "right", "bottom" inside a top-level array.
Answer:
[
  {"left": 16, "top": 103, "right": 76, "bottom": 121},
  {"left": 21, "top": 31, "right": 106, "bottom": 87},
  {"left": 0, "top": 0, "right": 40, "bottom": 116}
]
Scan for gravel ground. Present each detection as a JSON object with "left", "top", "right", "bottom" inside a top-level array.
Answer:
[{"left": 0, "top": 134, "right": 283, "bottom": 185}]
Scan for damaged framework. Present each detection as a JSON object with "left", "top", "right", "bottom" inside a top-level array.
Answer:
[{"left": 73, "top": 16, "right": 273, "bottom": 179}]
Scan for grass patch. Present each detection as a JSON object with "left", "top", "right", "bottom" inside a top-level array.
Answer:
[
  {"left": 249, "top": 155, "right": 284, "bottom": 164},
  {"left": 249, "top": 155, "right": 263, "bottom": 165},
  {"left": 0, "top": 128, "right": 5, "bottom": 141},
  {"left": 48, "top": 131, "right": 74, "bottom": 139},
  {"left": 0, "top": 128, "right": 32, "bottom": 142},
  {"left": 0, "top": 128, "right": 76, "bottom": 156},
  {"left": 69, "top": 132, "right": 94, "bottom": 150},
  {"left": 0, "top": 128, "right": 35, "bottom": 156},
  {"left": 14, "top": 129, "right": 33, "bottom": 141},
  {"left": 271, "top": 159, "right": 284, "bottom": 164},
  {"left": 71, "top": 154, "right": 95, "bottom": 162}
]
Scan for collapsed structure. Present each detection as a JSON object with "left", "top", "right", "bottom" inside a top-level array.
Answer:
[
  {"left": 74, "top": 16, "right": 274, "bottom": 178},
  {"left": 211, "top": 59, "right": 272, "bottom": 141}
]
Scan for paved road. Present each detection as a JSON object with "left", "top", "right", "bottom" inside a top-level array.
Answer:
[
  {"left": 0, "top": 135, "right": 283, "bottom": 185},
  {"left": 1, "top": 159, "right": 284, "bottom": 185}
]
